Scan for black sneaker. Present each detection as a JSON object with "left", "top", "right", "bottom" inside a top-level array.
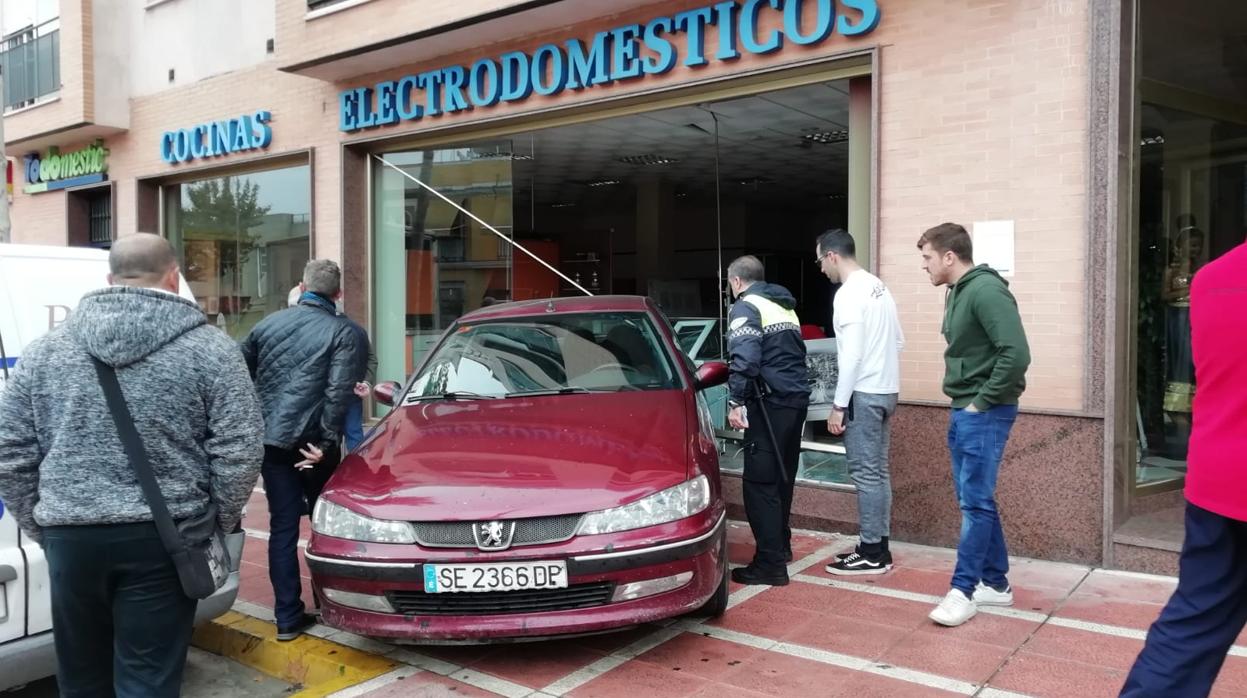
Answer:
[
  {"left": 731, "top": 565, "right": 789, "bottom": 586},
  {"left": 835, "top": 547, "right": 893, "bottom": 566},
  {"left": 825, "top": 552, "right": 892, "bottom": 576},
  {"left": 275, "top": 613, "right": 317, "bottom": 642}
]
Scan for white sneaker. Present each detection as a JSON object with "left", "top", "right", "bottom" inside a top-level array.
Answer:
[
  {"left": 973, "top": 582, "right": 1014, "bottom": 607},
  {"left": 929, "top": 589, "right": 977, "bottom": 627}
]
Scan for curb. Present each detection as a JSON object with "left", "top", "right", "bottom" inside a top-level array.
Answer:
[{"left": 192, "top": 611, "right": 397, "bottom": 697}]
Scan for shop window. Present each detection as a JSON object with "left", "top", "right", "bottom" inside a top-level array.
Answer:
[
  {"left": 164, "top": 164, "right": 311, "bottom": 339},
  {"left": 372, "top": 71, "right": 872, "bottom": 486}
]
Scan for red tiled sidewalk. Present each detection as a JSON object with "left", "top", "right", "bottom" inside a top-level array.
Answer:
[{"left": 232, "top": 490, "right": 1247, "bottom": 698}]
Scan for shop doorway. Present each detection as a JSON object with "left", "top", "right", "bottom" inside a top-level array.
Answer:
[
  {"left": 1118, "top": 0, "right": 1247, "bottom": 556},
  {"left": 373, "top": 73, "right": 873, "bottom": 486}
]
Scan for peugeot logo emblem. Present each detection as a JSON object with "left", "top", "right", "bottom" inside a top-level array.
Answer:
[{"left": 473, "top": 520, "right": 516, "bottom": 551}]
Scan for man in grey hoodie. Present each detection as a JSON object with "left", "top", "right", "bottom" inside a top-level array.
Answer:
[{"left": 0, "top": 233, "right": 264, "bottom": 697}]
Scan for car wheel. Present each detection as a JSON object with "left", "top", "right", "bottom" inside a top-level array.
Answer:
[{"left": 695, "top": 535, "right": 729, "bottom": 618}]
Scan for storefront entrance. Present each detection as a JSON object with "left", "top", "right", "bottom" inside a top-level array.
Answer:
[
  {"left": 1116, "top": 0, "right": 1247, "bottom": 562},
  {"left": 371, "top": 67, "right": 873, "bottom": 486}
]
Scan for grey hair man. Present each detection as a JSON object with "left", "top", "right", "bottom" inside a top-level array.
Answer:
[
  {"left": 0, "top": 232, "right": 265, "bottom": 696},
  {"left": 241, "top": 258, "right": 366, "bottom": 641},
  {"left": 724, "top": 255, "right": 811, "bottom": 586},
  {"left": 815, "top": 229, "right": 905, "bottom": 576}
]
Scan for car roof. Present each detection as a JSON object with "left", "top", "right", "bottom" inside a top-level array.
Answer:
[
  {"left": 458, "top": 295, "right": 657, "bottom": 323},
  {"left": 0, "top": 243, "right": 109, "bottom": 261}
]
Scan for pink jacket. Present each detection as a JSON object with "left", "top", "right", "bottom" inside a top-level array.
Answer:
[{"left": 1185, "top": 241, "right": 1247, "bottom": 521}]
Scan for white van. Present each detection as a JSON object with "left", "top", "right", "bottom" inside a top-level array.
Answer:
[{"left": 0, "top": 243, "right": 244, "bottom": 691}]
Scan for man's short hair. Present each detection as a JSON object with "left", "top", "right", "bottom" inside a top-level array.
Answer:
[
  {"left": 816, "top": 229, "right": 856, "bottom": 259},
  {"left": 917, "top": 223, "right": 974, "bottom": 262},
  {"left": 303, "top": 259, "right": 341, "bottom": 297},
  {"left": 109, "top": 233, "right": 177, "bottom": 284},
  {"left": 727, "top": 255, "right": 765, "bottom": 284}
]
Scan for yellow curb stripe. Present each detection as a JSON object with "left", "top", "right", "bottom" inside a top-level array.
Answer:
[{"left": 192, "top": 611, "right": 396, "bottom": 696}]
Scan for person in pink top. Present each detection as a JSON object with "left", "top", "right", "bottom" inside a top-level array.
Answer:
[{"left": 1121, "top": 240, "right": 1247, "bottom": 697}]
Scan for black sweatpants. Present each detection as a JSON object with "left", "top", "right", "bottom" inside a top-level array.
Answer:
[
  {"left": 741, "top": 401, "right": 808, "bottom": 574},
  {"left": 43, "top": 522, "right": 197, "bottom": 698}
]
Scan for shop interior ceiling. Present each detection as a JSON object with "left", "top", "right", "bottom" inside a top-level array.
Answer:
[
  {"left": 500, "top": 80, "right": 852, "bottom": 209},
  {"left": 1141, "top": 0, "right": 1247, "bottom": 104}
]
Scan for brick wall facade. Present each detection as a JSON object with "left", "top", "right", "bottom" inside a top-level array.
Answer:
[{"left": 8, "top": 0, "right": 1091, "bottom": 413}]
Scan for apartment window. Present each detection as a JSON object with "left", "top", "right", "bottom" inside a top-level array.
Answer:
[{"left": 1, "top": 17, "right": 60, "bottom": 112}]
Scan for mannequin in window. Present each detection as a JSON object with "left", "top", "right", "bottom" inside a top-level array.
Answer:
[{"left": 1161, "top": 214, "right": 1206, "bottom": 458}]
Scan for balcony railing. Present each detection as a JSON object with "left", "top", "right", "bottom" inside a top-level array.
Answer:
[{"left": 2, "top": 18, "right": 60, "bottom": 112}]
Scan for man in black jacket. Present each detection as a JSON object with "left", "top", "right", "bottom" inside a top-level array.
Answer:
[
  {"left": 241, "top": 259, "right": 366, "bottom": 640},
  {"left": 725, "top": 255, "right": 811, "bottom": 586}
]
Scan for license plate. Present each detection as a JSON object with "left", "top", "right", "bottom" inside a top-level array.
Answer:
[{"left": 423, "top": 561, "right": 568, "bottom": 593}]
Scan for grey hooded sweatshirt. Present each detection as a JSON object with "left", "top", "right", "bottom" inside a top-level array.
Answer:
[{"left": 0, "top": 286, "right": 264, "bottom": 543}]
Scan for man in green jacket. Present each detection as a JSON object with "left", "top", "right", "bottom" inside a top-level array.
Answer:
[{"left": 917, "top": 222, "right": 1031, "bottom": 627}]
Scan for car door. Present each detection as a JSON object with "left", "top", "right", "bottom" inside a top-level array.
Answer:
[
  {"left": 0, "top": 499, "right": 28, "bottom": 645},
  {"left": 672, "top": 319, "right": 728, "bottom": 429}
]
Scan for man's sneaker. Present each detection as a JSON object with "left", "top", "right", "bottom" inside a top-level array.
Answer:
[
  {"left": 275, "top": 613, "right": 317, "bottom": 642},
  {"left": 825, "top": 552, "right": 892, "bottom": 576},
  {"left": 731, "top": 564, "right": 789, "bottom": 586},
  {"left": 929, "top": 589, "right": 977, "bottom": 627},
  {"left": 834, "top": 547, "right": 893, "bottom": 566},
  {"left": 973, "top": 582, "right": 1014, "bottom": 607}
]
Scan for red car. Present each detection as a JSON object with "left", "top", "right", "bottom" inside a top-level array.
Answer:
[{"left": 307, "top": 295, "right": 731, "bottom": 642}]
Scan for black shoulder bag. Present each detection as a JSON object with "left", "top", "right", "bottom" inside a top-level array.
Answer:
[{"left": 93, "top": 358, "right": 232, "bottom": 600}]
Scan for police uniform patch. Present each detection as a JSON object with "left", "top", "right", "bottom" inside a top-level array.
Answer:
[{"left": 730, "top": 317, "right": 748, "bottom": 331}]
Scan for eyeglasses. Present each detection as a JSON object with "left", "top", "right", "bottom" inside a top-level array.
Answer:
[{"left": 814, "top": 251, "right": 832, "bottom": 266}]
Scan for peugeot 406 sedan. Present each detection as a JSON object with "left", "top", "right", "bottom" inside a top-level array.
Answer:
[{"left": 307, "top": 295, "right": 730, "bottom": 642}]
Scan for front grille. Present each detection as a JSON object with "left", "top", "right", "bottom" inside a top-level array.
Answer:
[
  {"left": 412, "top": 514, "right": 583, "bottom": 549},
  {"left": 388, "top": 582, "right": 614, "bottom": 616}
]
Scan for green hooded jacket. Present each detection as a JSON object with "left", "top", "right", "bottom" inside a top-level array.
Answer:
[{"left": 942, "top": 265, "right": 1031, "bottom": 410}]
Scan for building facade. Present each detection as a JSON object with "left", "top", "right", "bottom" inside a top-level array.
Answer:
[{"left": 5, "top": 0, "right": 1244, "bottom": 573}]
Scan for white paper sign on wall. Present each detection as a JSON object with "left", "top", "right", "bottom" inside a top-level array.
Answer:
[{"left": 972, "top": 220, "right": 1016, "bottom": 277}]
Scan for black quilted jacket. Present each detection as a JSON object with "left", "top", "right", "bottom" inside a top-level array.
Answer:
[{"left": 240, "top": 293, "right": 367, "bottom": 452}]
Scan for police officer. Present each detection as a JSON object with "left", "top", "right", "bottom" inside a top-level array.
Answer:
[{"left": 725, "top": 255, "right": 811, "bottom": 586}]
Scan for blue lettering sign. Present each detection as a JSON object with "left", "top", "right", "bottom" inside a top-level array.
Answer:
[
  {"left": 161, "top": 110, "right": 274, "bottom": 165},
  {"left": 468, "top": 59, "right": 501, "bottom": 107},
  {"left": 337, "top": 0, "right": 881, "bottom": 132},
  {"left": 566, "top": 33, "right": 612, "bottom": 89}
]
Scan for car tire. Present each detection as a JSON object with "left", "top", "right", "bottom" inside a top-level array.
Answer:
[{"left": 695, "top": 535, "right": 729, "bottom": 618}]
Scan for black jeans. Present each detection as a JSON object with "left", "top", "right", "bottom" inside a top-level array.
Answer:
[
  {"left": 43, "top": 522, "right": 196, "bottom": 698},
  {"left": 262, "top": 445, "right": 338, "bottom": 628},
  {"left": 741, "top": 401, "right": 807, "bottom": 574}
]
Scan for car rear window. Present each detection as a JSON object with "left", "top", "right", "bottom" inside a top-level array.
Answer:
[{"left": 408, "top": 312, "right": 680, "bottom": 399}]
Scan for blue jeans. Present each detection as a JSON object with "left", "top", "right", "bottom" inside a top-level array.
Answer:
[
  {"left": 344, "top": 397, "right": 364, "bottom": 452},
  {"left": 1121, "top": 503, "right": 1247, "bottom": 697},
  {"left": 948, "top": 404, "right": 1018, "bottom": 596}
]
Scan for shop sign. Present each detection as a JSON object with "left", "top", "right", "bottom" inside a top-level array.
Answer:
[
  {"left": 338, "top": 0, "right": 881, "bottom": 133},
  {"left": 161, "top": 110, "right": 273, "bottom": 165},
  {"left": 22, "top": 141, "right": 109, "bottom": 194}
]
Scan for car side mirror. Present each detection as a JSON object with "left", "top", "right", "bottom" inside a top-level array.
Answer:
[
  {"left": 373, "top": 381, "right": 403, "bottom": 407},
  {"left": 694, "top": 361, "right": 729, "bottom": 391}
]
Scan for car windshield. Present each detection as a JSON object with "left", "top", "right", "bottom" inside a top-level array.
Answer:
[{"left": 406, "top": 312, "right": 680, "bottom": 400}]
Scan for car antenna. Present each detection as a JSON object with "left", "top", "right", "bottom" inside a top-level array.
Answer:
[{"left": 545, "top": 300, "right": 556, "bottom": 313}]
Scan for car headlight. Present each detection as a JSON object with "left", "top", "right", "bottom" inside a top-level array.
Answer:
[
  {"left": 576, "top": 475, "right": 711, "bottom": 536},
  {"left": 312, "top": 499, "right": 416, "bottom": 544}
]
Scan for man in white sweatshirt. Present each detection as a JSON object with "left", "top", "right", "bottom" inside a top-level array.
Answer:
[{"left": 815, "top": 229, "right": 905, "bottom": 575}]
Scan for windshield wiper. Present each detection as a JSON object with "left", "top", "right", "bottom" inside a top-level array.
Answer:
[
  {"left": 504, "top": 387, "right": 593, "bottom": 398},
  {"left": 406, "top": 391, "right": 501, "bottom": 402}
]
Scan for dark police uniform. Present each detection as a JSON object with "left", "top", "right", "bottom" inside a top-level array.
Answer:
[{"left": 726, "top": 282, "right": 811, "bottom": 579}]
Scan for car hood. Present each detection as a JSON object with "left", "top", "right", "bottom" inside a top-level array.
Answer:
[{"left": 325, "top": 390, "right": 692, "bottom": 522}]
